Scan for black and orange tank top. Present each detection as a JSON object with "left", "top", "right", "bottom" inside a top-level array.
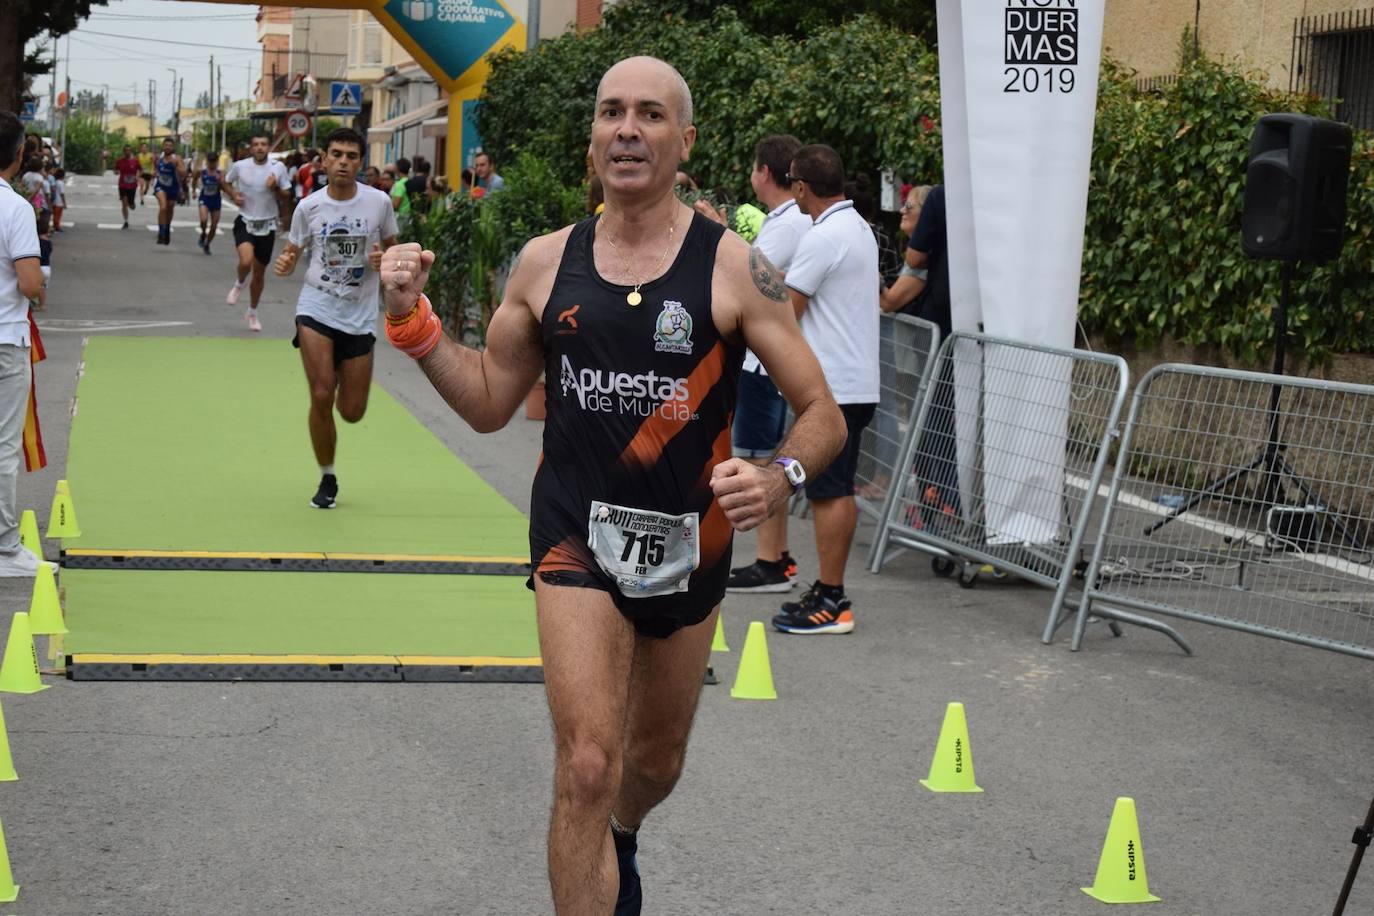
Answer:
[{"left": 531, "top": 210, "right": 742, "bottom": 587}]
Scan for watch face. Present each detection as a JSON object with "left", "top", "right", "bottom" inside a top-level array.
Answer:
[{"left": 783, "top": 461, "right": 805, "bottom": 486}]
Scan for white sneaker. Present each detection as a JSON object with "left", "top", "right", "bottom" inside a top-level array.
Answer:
[
  {"left": 0, "top": 547, "right": 57, "bottom": 578},
  {"left": 246, "top": 310, "right": 262, "bottom": 332},
  {"left": 227, "top": 283, "right": 243, "bottom": 306}
]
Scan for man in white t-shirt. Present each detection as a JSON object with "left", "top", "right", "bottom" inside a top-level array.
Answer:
[
  {"left": 772, "top": 143, "right": 879, "bottom": 635},
  {"left": 274, "top": 127, "right": 398, "bottom": 510},
  {"left": 695, "top": 134, "right": 812, "bottom": 594},
  {"left": 222, "top": 135, "right": 290, "bottom": 332},
  {"left": 0, "top": 113, "right": 49, "bottom": 576}
]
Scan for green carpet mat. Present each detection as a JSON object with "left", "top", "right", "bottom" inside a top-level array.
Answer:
[
  {"left": 63, "top": 568, "right": 539, "bottom": 658},
  {"left": 66, "top": 337, "right": 529, "bottom": 558}
]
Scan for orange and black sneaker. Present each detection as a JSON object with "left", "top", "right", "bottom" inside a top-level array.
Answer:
[{"left": 772, "top": 582, "right": 855, "bottom": 635}]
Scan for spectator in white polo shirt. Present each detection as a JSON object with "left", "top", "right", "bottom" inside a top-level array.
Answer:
[
  {"left": 695, "top": 133, "right": 811, "bottom": 595},
  {"left": 0, "top": 112, "right": 47, "bottom": 576},
  {"left": 771, "top": 144, "right": 879, "bottom": 635}
]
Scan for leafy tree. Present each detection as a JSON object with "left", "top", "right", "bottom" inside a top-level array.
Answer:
[
  {"left": 1, "top": 0, "right": 109, "bottom": 111},
  {"left": 59, "top": 111, "right": 127, "bottom": 174},
  {"left": 194, "top": 90, "right": 212, "bottom": 111},
  {"left": 72, "top": 88, "right": 104, "bottom": 114},
  {"left": 603, "top": 0, "right": 935, "bottom": 42}
]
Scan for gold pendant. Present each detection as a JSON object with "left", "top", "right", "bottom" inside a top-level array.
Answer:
[{"left": 627, "top": 290, "right": 643, "bottom": 307}]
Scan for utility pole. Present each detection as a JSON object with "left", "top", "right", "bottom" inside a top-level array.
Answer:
[
  {"left": 166, "top": 68, "right": 178, "bottom": 140},
  {"left": 208, "top": 56, "right": 214, "bottom": 157},
  {"left": 58, "top": 33, "right": 70, "bottom": 162},
  {"left": 47, "top": 31, "right": 56, "bottom": 134},
  {"left": 148, "top": 80, "right": 156, "bottom": 145},
  {"left": 218, "top": 65, "right": 226, "bottom": 160},
  {"left": 178, "top": 77, "right": 185, "bottom": 155}
]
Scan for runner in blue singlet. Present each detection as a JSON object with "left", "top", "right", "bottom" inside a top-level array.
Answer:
[
  {"left": 152, "top": 136, "right": 184, "bottom": 246},
  {"left": 196, "top": 164, "right": 223, "bottom": 255}
]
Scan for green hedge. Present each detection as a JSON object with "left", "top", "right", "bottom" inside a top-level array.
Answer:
[
  {"left": 478, "top": 4, "right": 942, "bottom": 204},
  {"left": 1082, "top": 57, "right": 1374, "bottom": 363}
]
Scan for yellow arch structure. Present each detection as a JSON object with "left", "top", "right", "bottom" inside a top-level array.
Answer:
[{"left": 201, "top": 0, "right": 527, "bottom": 183}]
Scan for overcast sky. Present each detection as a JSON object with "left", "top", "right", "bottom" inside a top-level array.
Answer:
[{"left": 29, "top": 0, "right": 264, "bottom": 125}]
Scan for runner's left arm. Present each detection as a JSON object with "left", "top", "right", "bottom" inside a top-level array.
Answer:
[{"left": 708, "top": 234, "right": 846, "bottom": 531}]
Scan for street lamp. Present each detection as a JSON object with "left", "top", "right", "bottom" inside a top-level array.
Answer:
[{"left": 166, "top": 67, "right": 179, "bottom": 136}]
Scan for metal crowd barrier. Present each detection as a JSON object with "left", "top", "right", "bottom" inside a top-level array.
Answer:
[
  {"left": 1073, "top": 364, "right": 1374, "bottom": 660},
  {"left": 869, "top": 332, "right": 1131, "bottom": 641},
  {"left": 857, "top": 314, "right": 941, "bottom": 557}
]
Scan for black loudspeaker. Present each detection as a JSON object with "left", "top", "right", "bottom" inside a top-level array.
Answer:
[{"left": 1242, "top": 113, "right": 1352, "bottom": 261}]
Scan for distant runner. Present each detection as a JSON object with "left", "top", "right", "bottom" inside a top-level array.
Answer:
[
  {"left": 195, "top": 161, "right": 223, "bottom": 256},
  {"left": 113, "top": 145, "right": 139, "bottom": 229},
  {"left": 136, "top": 142, "right": 153, "bottom": 205},
  {"left": 222, "top": 135, "right": 290, "bottom": 332},
  {"left": 152, "top": 137, "right": 184, "bottom": 246}
]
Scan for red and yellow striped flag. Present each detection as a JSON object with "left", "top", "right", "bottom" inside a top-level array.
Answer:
[{"left": 23, "top": 312, "right": 45, "bottom": 472}]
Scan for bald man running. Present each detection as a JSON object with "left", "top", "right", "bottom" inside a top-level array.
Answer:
[{"left": 380, "top": 57, "right": 844, "bottom": 915}]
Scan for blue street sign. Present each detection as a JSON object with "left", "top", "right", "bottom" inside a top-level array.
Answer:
[
  {"left": 329, "top": 82, "right": 363, "bottom": 115},
  {"left": 19, "top": 102, "right": 36, "bottom": 123}
]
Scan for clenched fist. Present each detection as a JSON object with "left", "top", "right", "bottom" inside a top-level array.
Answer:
[
  {"left": 380, "top": 242, "right": 436, "bottom": 316},
  {"left": 709, "top": 458, "right": 792, "bottom": 532}
]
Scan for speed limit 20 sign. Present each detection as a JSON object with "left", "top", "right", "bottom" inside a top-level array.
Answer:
[{"left": 285, "top": 109, "right": 311, "bottom": 138}]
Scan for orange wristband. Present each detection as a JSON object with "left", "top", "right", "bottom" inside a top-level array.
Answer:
[{"left": 386, "top": 294, "right": 443, "bottom": 360}]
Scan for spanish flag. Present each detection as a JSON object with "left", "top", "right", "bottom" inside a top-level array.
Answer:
[{"left": 23, "top": 312, "right": 45, "bottom": 472}]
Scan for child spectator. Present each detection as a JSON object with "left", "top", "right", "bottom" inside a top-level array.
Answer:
[
  {"left": 50, "top": 169, "right": 65, "bottom": 232},
  {"left": 34, "top": 209, "right": 51, "bottom": 311}
]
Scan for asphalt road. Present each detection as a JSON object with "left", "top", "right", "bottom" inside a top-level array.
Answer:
[{"left": 0, "top": 172, "right": 1369, "bottom": 915}]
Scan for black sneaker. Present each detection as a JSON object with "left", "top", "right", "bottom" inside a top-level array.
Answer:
[
  {"left": 121, "top": 220, "right": 129, "bottom": 230},
  {"left": 613, "top": 829, "right": 642, "bottom": 915},
  {"left": 726, "top": 560, "right": 793, "bottom": 593},
  {"left": 310, "top": 474, "right": 338, "bottom": 509},
  {"left": 772, "top": 582, "right": 855, "bottom": 634}
]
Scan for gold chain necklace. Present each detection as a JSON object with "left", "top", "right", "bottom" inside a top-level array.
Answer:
[{"left": 601, "top": 212, "right": 677, "bottom": 307}]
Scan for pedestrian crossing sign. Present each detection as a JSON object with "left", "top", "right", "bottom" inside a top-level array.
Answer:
[{"left": 330, "top": 82, "right": 362, "bottom": 115}]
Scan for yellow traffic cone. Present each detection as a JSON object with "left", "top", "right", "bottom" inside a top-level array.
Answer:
[
  {"left": 711, "top": 613, "right": 729, "bottom": 652},
  {"left": 28, "top": 565, "right": 66, "bottom": 636},
  {"left": 729, "top": 621, "right": 776, "bottom": 700},
  {"left": 1082, "top": 797, "right": 1161, "bottom": 903},
  {"left": 45, "top": 479, "right": 81, "bottom": 539},
  {"left": 0, "top": 816, "right": 18, "bottom": 901},
  {"left": 17, "top": 511, "right": 39, "bottom": 558},
  {"left": 0, "top": 614, "right": 47, "bottom": 695},
  {"left": 0, "top": 701, "right": 17, "bottom": 782},
  {"left": 919, "top": 702, "right": 984, "bottom": 793}
]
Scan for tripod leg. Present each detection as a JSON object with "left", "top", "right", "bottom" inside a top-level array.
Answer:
[
  {"left": 1332, "top": 795, "right": 1374, "bottom": 916},
  {"left": 1276, "top": 456, "right": 1367, "bottom": 552},
  {"left": 1143, "top": 451, "right": 1266, "bottom": 537}
]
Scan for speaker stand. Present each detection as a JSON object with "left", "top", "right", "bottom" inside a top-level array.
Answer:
[{"left": 1143, "top": 259, "right": 1365, "bottom": 550}]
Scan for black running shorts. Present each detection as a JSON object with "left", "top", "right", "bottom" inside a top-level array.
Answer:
[
  {"left": 232, "top": 216, "right": 275, "bottom": 266},
  {"left": 293, "top": 315, "right": 375, "bottom": 366}
]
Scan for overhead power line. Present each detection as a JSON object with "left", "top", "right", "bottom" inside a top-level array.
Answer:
[{"left": 75, "top": 29, "right": 265, "bottom": 52}]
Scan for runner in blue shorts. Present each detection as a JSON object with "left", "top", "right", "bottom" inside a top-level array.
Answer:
[
  {"left": 152, "top": 137, "right": 184, "bottom": 246},
  {"left": 195, "top": 162, "right": 223, "bottom": 255}
]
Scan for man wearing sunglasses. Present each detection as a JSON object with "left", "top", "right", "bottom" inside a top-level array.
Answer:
[{"left": 772, "top": 144, "right": 880, "bottom": 635}]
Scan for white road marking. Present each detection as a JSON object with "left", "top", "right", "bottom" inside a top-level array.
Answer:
[{"left": 38, "top": 319, "right": 194, "bottom": 333}]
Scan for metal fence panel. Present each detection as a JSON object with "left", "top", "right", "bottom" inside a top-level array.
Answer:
[
  {"left": 858, "top": 314, "right": 941, "bottom": 561},
  {"left": 870, "top": 332, "right": 1129, "bottom": 638},
  {"left": 1291, "top": 8, "right": 1374, "bottom": 132},
  {"left": 1075, "top": 363, "right": 1374, "bottom": 659}
]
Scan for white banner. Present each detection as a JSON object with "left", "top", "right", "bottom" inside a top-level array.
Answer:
[{"left": 939, "top": 0, "right": 1105, "bottom": 544}]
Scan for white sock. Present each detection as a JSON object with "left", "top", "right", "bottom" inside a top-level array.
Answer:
[
  {"left": 233, "top": 278, "right": 246, "bottom": 288},
  {"left": 247, "top": 306, "right": 257, "bottom": 315},
  {"left": 320, "top": 464, "right": 335, "bottom": 477}
]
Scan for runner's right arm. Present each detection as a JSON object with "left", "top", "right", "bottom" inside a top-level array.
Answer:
[
  {"left": 273, "top": 203, "right": 310, "bottom": 276},
  {"left": 379, "top": 237, "right": 552, "bottom": 433}
]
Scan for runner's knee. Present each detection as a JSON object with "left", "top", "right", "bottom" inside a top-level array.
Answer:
[
  {"left": 623, "top": 739, "right": 687, "bottom": 798},
  {"left": 337, "top": 399, "right": 366, "bottom": 424},
  {"left": 557, "top": 738, "right": 620, "bottom": 807},
  {"left": 309, "top": 383, "right": 335, "bottom": 413}
]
